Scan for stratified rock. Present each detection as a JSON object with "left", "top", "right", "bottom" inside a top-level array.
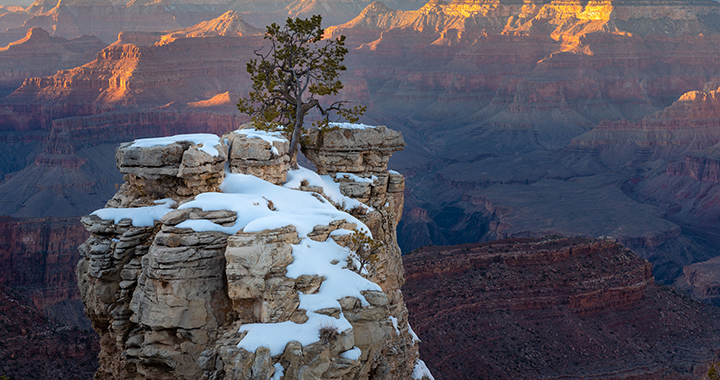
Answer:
[
  {"left": 0, "top": 27, "right": 105, "bottom": 96},
  {"left": 227, "top": 127, "right": 290, "bottom": 185},
  {"left": 76, "top": 125, "right": 430, "bottom": 380},
  {"left": 302, "top": 124, "right": 404, "bottom": 175},
  {"left": 0, "top": 216, "right": 91, "bottom": 328},
  {"left": 404, "top": 237, "right": 720, "bottom": 379}
]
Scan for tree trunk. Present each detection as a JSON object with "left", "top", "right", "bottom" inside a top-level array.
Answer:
[{"left": 288, "top": 118, "right": 303, "bottom": 170}]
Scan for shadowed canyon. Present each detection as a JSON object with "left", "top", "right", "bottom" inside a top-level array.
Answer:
[{"left": 4, "top": 0, "right": 720, "bottom": 377}]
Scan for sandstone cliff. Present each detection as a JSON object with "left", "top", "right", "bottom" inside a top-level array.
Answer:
[
  {"left": 77, "top": 124, "right": 432, "bottom": 380},
  {"left": 404, "top": 237, "right": 720, "bottom": 379},
  {"left": 0, "top": 27, "right": 105, "bottom": 97}
]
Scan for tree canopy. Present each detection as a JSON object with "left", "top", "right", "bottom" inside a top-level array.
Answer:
[{"left": 237, "top": 15, "right": 365, "bottom": 166}]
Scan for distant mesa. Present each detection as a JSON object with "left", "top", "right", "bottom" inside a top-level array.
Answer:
[
  {"left": 157, "top": 10, "right": 263, "bottom": 44},
  {"left": 187, "top": 91, "right": 238, "bottom": 108}
]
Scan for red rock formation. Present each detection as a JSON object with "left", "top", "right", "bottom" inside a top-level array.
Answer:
[
  {"left": 403, "top": 237, "right": 720, "bottom": 379},
  {"left": 0, "top": 216, "right": 90, "bottom": 327},
  {"left": 0, "top": 27, "right": 105, "bottom": 96}
]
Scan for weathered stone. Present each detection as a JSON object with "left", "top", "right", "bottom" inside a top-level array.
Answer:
[
  {"left": 77, "top": 125, "right": 425, "bottom": 380},
  {"left": 295, "top": 275, "right": 325, "bottom": 294},
  {"left": 251, "top": 347, "right": 274, "bottom": 380},
  {"left": 227, "top": 127, "right": 290, "bottom": 185},
  {"left": 301, "top": 125, "right": 404, "bottom": 174},
  {"left": 225, "top": 225, "right": 299, "bottom": 312},
  {"left": 360, "top": 290, "right": 389, "bottom": 307}
]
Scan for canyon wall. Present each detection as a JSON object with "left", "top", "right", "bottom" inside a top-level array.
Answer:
[
  {"left": 0, "top": 216, "right": 90, "bottom": 327},
  {"left": 403, "top": 237, "right": 720, "bottom": 379},
  {"left": 76, "top": 124, "right": 431, "bottom": 379},
  {"left": 6, "top": 0, "right": 720, "bottom": 315}
]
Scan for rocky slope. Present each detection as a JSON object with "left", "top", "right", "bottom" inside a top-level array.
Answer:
[
  {"left": 321, "top": 0, "right": 720, "bottom": 284},
  {"left": 0, "top": 284, "right": 99, "bottom": 380},
  {"left": 403, "top": 237, "right": 720, "bottom": 379},
  {"left": 76, "top": 124, "right": 432, "bottom": 379}
]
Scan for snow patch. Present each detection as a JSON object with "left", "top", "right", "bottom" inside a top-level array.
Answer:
[
  {"left": 129, "top": 133, "right": 221, "bottom": 157},
  {"left": 408, "top": 323, "right": 420, "bottom": 343},
  {"left": 329, "top": 122, "right": 376, "bottom": 130},
  {"left": 175, "top": 173, "right": 369, "bottom": 238},
  {"left": 92, "top": 199, "right": 176, "bottom": 227},
  {"left": 284, "top": 166, "right": 371, "bottom": 212},
  {"left": 340, "top": 347, "right": 361, "bottom": 361},
  {"left": 389, "top": 316, "right": 400, "bottom": 335},
  {"left": 286, "top": 238, "right": 381, "bottom": 310},
  {"left": 235, "top": 128, "right": 286, "bottom": 144},
  {"left": 335, "top": 172, "right": 377, "bottom": 183},
  {"left": 412, "top": 359, "right": 435, "bottom": 380},
  {"left": 238, "top": 312, "right": 351, "bottom": 356},
  {"left": 271, "top": 363, "right": 284, "bottom": 380}
]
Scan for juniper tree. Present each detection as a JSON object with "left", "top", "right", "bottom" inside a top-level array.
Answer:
[{"left": 237, "top": 15, "right": 365, "bottom": 167}]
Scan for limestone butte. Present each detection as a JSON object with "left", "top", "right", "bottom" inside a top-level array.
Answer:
[
  {"left": 403, "top": 237, "right": 720, "bottom": 379},
  {"left": 76, "top": 125, "right": 430, "bottom": 380},
  {"left": 0, "top": 11, "right": 266, "bottom": 130},
  {"left": 571, "top": 83, "right": 720, "bottom": 160},
  {"left": 0, "top": 0, "right": 427, "bottom": 46}
]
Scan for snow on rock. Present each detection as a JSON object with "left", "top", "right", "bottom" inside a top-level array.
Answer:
[
  {"left": 77, "top": 125, "right": 425, "bottom": 380},
  {"left": 284, "top": 166, "right": 370, "bottom": 212},
  {"left": 91, "top": 199, "right": 176, "bottom": 227},
  {"left": 336, "top": 172, "right": 378, "bottom": 183},
  {"left": 271, "top": 363, "right": 284, "bottom": 380},
  {"left": 329, "top": 122, "right": 375, "bottom": 129},
  {"left": 409, "top": 322, "right": 421, "bottom": 343},
  {"left": 227, "top": 126, "right": 290, "bottom": 185},
  {"left": 234, "top": 128, "right": 286, "bottom": 144},
  {"left": 286, "top": 238, "right": 381, "bottom": 309},
  {"left": 341, "top": 347, "right": 362, "bottom": 360},
  {"left": 238, "top": 312, "right": 352, "bottom": 356},
  {"left": 175, "top": 172, "right": 369, "bottom": 237},
  {"left": 412, "top": 359, "right": 435, "bottom": 380},
  {"left": 129, "top": 133, "right": 222, "bottom": 156},
  {"left": 389, "top": 316, "right": 400, "bottom": 335}
]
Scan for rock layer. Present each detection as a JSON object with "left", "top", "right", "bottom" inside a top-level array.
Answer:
[
  {"left": 403, "top": 237, "right": 720, "bottom": 379},
  {"left": 0, "top": 216, "right": 91, "bottom": 327}
]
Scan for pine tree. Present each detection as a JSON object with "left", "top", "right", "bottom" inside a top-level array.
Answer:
[{"left": 237, "top": 15, "right": 365, "bottom": 167}]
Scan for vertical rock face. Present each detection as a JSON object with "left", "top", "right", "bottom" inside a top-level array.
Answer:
[{"left": 76, "top": 124, "right": 431, "bottom": 380}]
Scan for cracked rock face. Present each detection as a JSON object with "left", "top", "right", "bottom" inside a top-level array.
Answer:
[{"left": 77, "top": 125, "right": 431, "bottom": 380}]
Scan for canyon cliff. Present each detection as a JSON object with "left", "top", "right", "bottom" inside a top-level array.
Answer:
[
  {"left": 6, "top": 0, "right": 720, "bottom": 335},
  {"left": 404, "top": 237, "right": 720, "bottom": 379},
  {"left": 76, "top": 124, "right": 432, "bottom": 379},
  {"left": 0, "top": 216, "right": 91, "bottom": 327}
]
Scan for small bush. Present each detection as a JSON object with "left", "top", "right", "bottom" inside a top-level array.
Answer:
[
  {"left": 318, "top": 323, "right": 338, "bottom": 344},
  {"left": 346, "top": 229, "right": 382, "bottom": 276}
]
